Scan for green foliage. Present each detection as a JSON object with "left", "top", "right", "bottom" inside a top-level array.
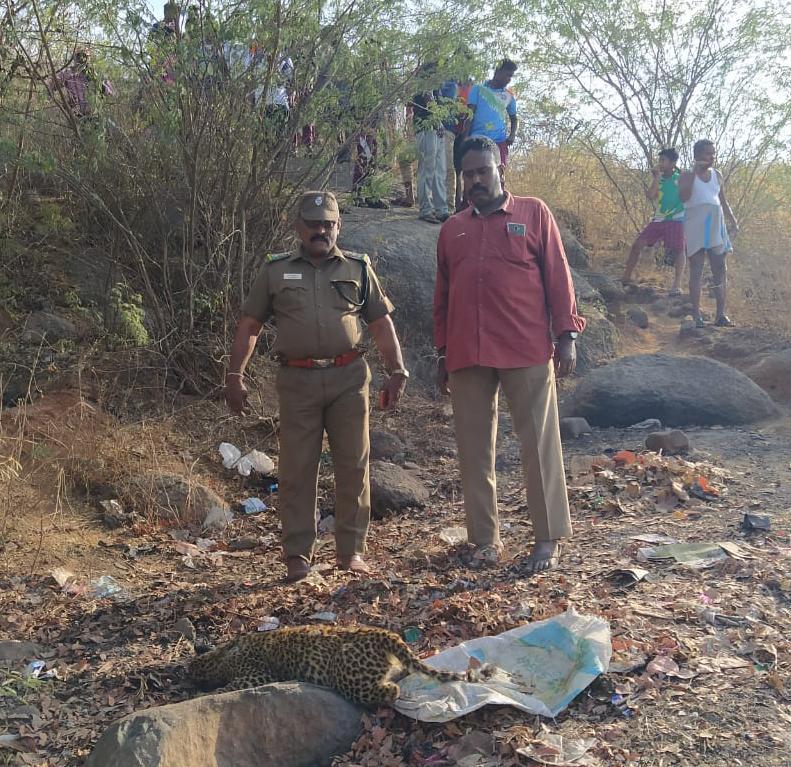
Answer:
[
  {"left": 0, "top": 669, "right": 43, "bottom": 701},
  {"left": 108, "top": 284, "right": 149, "bottom": 347}
]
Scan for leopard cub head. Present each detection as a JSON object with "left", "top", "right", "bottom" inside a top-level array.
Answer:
[{"left": 187, "top": 641, "right": 237, "bottom": 690}]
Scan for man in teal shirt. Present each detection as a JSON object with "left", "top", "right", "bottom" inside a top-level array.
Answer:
[
  {"left": 462, "top": 59, "right": 518, "bottom": 167},
  {"left": 622, "top": 148, "right": 686, "bottom": 294}
]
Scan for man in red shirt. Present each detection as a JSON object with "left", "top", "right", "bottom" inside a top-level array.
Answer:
[{"left": 433, "top": 136, "right": 585, "bottom": 572}]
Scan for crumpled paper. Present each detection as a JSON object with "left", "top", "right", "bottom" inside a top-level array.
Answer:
[{"left": 395, "top": 608, "right": 611, "bottom": 721}]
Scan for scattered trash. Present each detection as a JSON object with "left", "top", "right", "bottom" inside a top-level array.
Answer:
[
  {"left": 91, "top": 575, "right": 125, "bottom": 599},
  {"left": 627, "top": 418, "right": 662, "bottom": 430},
  {"left": 671, "top": 481, "right": 689, "bottom": 502},
  {"left": 51, "top": 569, "right": 129, "bottom": 600},
  {"left": 257, "top": 617, "right": 280, "bottom": 632},
  {"left": 403, "top": 626, "right": 422, "bottom": 643},
  {"left": 689, "top": 476, "right": 719, "bottom": 501},
  {"left": 646, "top": 655, "right": 680, "bottom": 676},
  {"left": 309, "top": 611, "right": 337, "bottom": 622},
  {"left": 219, "top": 442, "right": 242, "bottom": 469},
  {"left": 256, "top": 476, "right": 279, "bottom": 493},
  {"left": 219, "top": 442, "right": 275, "bottom": 476},
  {"left": 698, "top": 607, "right": 746, "bottom": 627},
  {"left": 174, "top": 540, "right": 223, "bottom": 568},
  {"left": 510, "top": 600, "right": 533, "bottom": 620},
  {"left": 609, "top": 567, "right": 650, "bottom": 586},
  {"left": 395, "top": 609, "right": 611, "bottom": 721},
  {"left": 99, "top": 499, "right": 138, "bottom": 528},
  {"left": 637, "top": 541, "right": 748, "bottom": 569},
  {"left": 439, "top": 526, "right": 468, "bottom": 545},
  {"left": 240, "top": 497, "right": 267, "bottom": 515},
  {"left": 202, "top": 506, "right": 233, "bottom": 533},
  {"left": 517, "top": 734, "right": 598, "bottom": 766},
  {"left": 612, "top": 450, "right": 638, "bottom": 465},
  {"left": 629, "top": 533, "right": 678, "bottom": 545},
  {"left": 742, "top": 513, "right": 771, "bottom": 532},
  {"left": 25, "top": 660, "right": 46, "bottom": 678}
]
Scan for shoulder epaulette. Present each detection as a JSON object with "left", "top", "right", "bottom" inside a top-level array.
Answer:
[
  {"left": 265, "top": 251, "right": 291, "bottom": 263},
  {"left": 344, "top": 251, "right": 371, "bottom": 265}
]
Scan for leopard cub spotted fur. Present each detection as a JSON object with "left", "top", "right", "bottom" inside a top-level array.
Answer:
[{"left": 188, "top": 624, "right": 478, "bottom": 708}]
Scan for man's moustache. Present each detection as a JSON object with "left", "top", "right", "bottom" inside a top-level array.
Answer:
[{"left": 311, "top": 235, "right": 330, "bottom": 243}]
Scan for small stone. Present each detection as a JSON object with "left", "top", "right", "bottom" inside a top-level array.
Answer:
[
  {"left": 668, "top": 303, "right": 692, "bottom": 318},
  {"left": 679, "top": 320, "right": 705, "bottom": 339},
  {"left": 0, "top": 640, "right": 43, "bottom": 663},
  {"left": 628, "top": 418, "right": 662, "bottom": 430},
  {"left": 402, "top": 461, "right": 421, "bottom": 471},
  {"left": 560, "top": 417, "right": 592, "bottom": 440},
  {"left": 228, "top": 536, "right": 258, "bottom": 551},
  {"left": 202, "top": 506, "right": 233, "bottom": 533},
  {"left": 626, "top": 307, "right": 649, "bottom": 329},
  {"left": 369, "top": 430, "right": 406, "bottom": 461},
  {"left": 370, "top": 461, "right": 430, "bottom": 518},
  {"left": 172, "top": 618, "right": 196, "bottom": 643},
  {"left": 645, "top": 429, "right": 690, "bottom": 455}
]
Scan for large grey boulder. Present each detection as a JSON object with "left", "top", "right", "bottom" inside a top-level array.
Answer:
[
  {"left": 744, "top": 348, "right": 791, "bottom": 404},
  {"left": 21, "top": 311, "right": 78, "bottom": 344},
  {"left": 576, "top": 306, "right": 620, "bottom": 372},
  {"left": 369, "top": 430, "right": 406, "bottom": 462},
  {"left": 86, "top": 684, "right": 363, "bottom": 767},
  {"left": 562, "top": 354, "right": 780, "bottom": 427},
  {"left": 125, "top": 473, "right": 228, "bottom": 527},
  {"left": 370, "top": 460, "right": 430, "bottom": 518},
  {"left": 0, "top": 640, "right": 43, "bottom": 663}
]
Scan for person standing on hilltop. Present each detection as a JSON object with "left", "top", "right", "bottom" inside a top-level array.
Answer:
[
  {"left": 678, "top": 139, "right": 739, "bottom": 328},
  {"left": 225, "top": 192, "right": 408, "bottom": 583},
  {"left": 621, "top": 148, "right": 686, "bottom": 294},
  {"left": 434, "top": 136, "right": 584, "bottom": 573},
  {"left": 461, "top": 59, "right": 518, "bottom": 167},
  {"left": 410, "top": 65, "right": 450, "bottom": 224}
]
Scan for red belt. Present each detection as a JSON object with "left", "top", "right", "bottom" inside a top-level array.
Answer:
[{"left": 282, "top": 350, "right": 361, "bottom": 369}]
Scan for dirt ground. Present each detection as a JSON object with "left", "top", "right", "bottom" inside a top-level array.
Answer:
[
  {"left": 1, "top": 253, "right": 791, "bottom": 766},
  {"left": 1, "top": 365, "right": 790, "bottom": 766}
]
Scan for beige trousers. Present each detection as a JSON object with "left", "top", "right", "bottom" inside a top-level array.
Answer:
[
  {"left": 449, "top": 362, "right": 572, "bottom": 547},
  {"left": 275, "top": 357, "right": 371, "bottom": 560}
]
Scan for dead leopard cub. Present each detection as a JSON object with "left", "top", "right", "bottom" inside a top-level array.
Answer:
[{"left": 188, "top": 624, "right": 481, "bottom": 708}]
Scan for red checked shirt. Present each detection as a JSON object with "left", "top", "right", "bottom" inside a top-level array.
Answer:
[{"left": 434, "top": 193, "right": 585, "bottom": 373}]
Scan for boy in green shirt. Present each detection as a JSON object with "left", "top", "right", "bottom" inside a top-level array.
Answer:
[{"left": 622, "top": 148, "right": 686, "bottom": 294}]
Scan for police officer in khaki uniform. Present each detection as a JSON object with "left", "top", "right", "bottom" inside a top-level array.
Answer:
[{"left": 225, "top": 191, "right": 409, "bottom": 582}]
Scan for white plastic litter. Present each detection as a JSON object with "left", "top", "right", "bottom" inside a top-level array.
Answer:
[
  {"left": 219, "top": 442, "right": 242, "bottom": 469},
  {"left": 439, "top": 526, "right": 468, "bottom": 545},
  {"left": 395, "top": 608, "right": 611, "bottom": 722},
  {"left": 219, "top": 442, "right": 275, "bottom": 476}
]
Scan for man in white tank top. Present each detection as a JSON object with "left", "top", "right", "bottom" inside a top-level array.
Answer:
[{"left": 678, "top": 139, "right": 739, "bottom": 327}]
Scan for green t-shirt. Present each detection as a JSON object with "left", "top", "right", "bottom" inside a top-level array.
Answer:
[{"left": 654, "top": 170, "right": 685, "bottom": 221}]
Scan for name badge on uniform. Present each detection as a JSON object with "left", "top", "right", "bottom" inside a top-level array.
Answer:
[
  {"left": 283, "top": 273, "right": 303, "bottom": 280},
  {"left": 507, "top": 222, "right": 526, "bottom": 237}
]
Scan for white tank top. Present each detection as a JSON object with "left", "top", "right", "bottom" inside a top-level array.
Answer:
[{"left": 686, "top": 169, "right": 721, "bottom": 207}]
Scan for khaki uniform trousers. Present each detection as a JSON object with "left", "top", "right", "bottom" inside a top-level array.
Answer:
[
  {"left": 275, "top": 357, "right": 371, "bottom": 560},
  {"left": 449, "top": 361, "right": 573, "bottom": 547}
]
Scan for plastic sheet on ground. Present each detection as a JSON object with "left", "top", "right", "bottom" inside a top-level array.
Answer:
[{"left": 395, "top": 609, "right": 611, "bottom": 722}]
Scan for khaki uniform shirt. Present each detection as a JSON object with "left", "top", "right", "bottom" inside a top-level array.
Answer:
[{"left": 242, "top": 245, "right": 394, "bottom": 359}]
